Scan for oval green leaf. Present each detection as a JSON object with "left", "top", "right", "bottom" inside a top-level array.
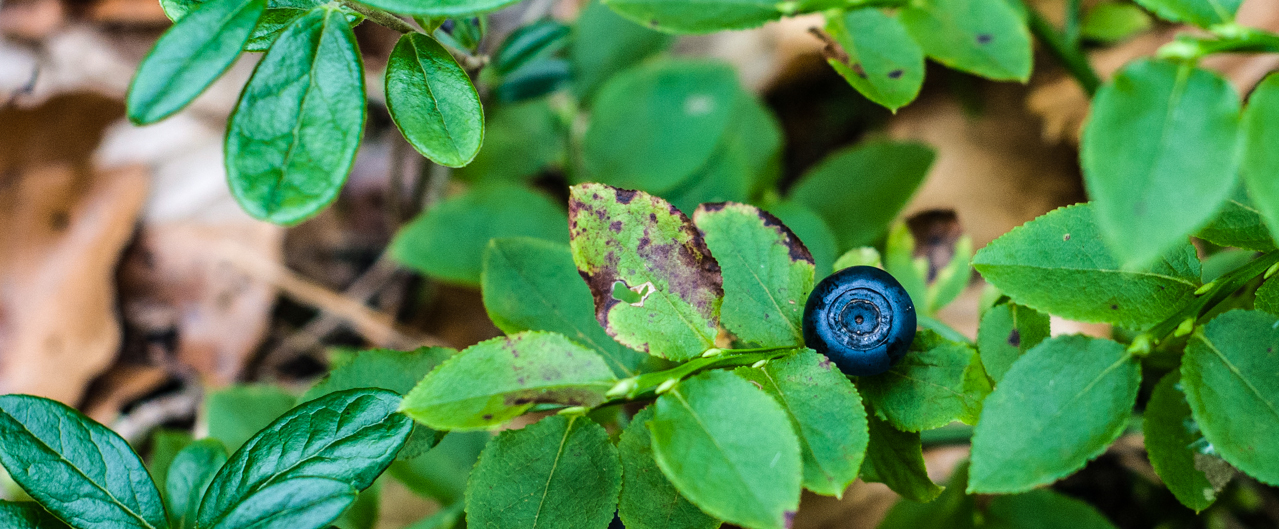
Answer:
[
  {"left": 788, "top": 141, "right": 935, "bottom": 250},
  {"left": 225, "top": 6, "right": 366, "bottom": 225},
  {"left": 570, "top": 0, "right": 673, "bottom": 99},
  {"left": 1183, "top": 310, "right": 1279, "bottom": 486},
  {"left": 1196, "top": 194, "right": 1277, "bottom": 252},
  {"left": 0, "top": 395, "right": 167, "bottom": 529},
  {"left": 858, "top": 331, "right": 992, "bottom": 431},
  {"left": 568, "top": 184, "right": 723, "bottom": 361},
  {"left": 968, "top": 335, "right": 1140, "bottom": 493},
  {"left": 481, "top": 237, "right": 648, "bottom": 377},
  {"left": 1081, "top": 59, "right": 1241, "bottom": 267},
  {"left": 1133, "top": 0, "right": 1242, "bottom": 27},
  {"left": 386, "top": 33, "right": 484, "bottom": 168},
  {"left": 390, "top": 183, "right": 569, "bottom": 285},
  {"left": 649, "top": 370, "right": 801, "bottom": 529},
  {"left": 1242, "top": 73, "right": 1279, "bottom": 247},
  {"left": 465, "top": 415, "right": 621, "bottom": 529},
  {"left": 196, "top": 389, "right": 413, "bottom": 528},
  {"left": 617, "top": 407, "right": 720, "bottom": 529},
  {"left": 972, "top": 203, "right": 1202, "bottom": 330},
  {"left": 1145, "top": 372, "right": 1231, "bottom": 512},
  {"left": 977, "top": 301, "right": 1050, "bottom": 384},
  {"left": 167, "top": 439, "right": 228, "bottom": 529},
  {"left": 582, "top": 60, "right": 741, "bottom": 193},
  {"left": 600, "top": 0, "right": 783, "bottom": 33},
  {"left": 127, "top": 0, "right": 264, "bottom": 124},
  {"left": 357, "top": 0, "right": 517, "bottom": 16},
  {"left": 399, "top": 332, "right": 618, "bottom": 430},
  {"left": 734, "top": 350, "right": 869, "bottom": 497},
  {"left": 693, "top": 202, "right": 813, "bottom": 348},
  {"left": 859, "top": 413, "right": 941, "bottom": 503},
  {"left": 823, "top": 8, "right": 925, "bottom": 112},
  {"left": 900, "top": 0, "right": 1033, "bottom": 82}
]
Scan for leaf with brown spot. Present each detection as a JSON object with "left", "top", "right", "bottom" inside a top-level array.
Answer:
[
  {"left": 400, "top": 331, "right": 617, "bottom": 430},
  {"left": 568, "top": 184, "right": 723, "bottom": 361},
  {"left": 694, "top": 202, "right": 812, "bottom": 347}
]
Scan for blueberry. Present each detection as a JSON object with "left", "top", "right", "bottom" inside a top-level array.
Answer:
[{"left": 802, "top": 266, "right": 916, "bottom": 376}]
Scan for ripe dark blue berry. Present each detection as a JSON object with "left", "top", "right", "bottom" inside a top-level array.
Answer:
[{"left": 802, "top": 266, "right": 916, "bottom": 376}]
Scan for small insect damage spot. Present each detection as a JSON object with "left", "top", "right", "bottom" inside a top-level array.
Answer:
[
  {"left": 1007, "top": 328, "right": 1021, "bottom": 348},
  {"left": 483, "top": 414, "right": 493, "bottom": 421},
  {"left": 817, "top": 356, "right": 833, "bottom": 370},
  {"left": 1111, "top": 304, "right": 1119, "bottom": 310},
  {"left": 1063, "top": 233, "right": 1071, "bottom": 241},
  {"left": 852, "top": 63, "right": 868, "bottom": 78},
  {"left": 976, "top": 33, "right": 993, "bottom": 45},
  {"left": 888, "top": 69, "right": 904, "bottom": 79},
  {"left": 612, "top": 280, "right": 656, "bottom": 307},
  {"left": 906, "top": 209, "right": 963, "bottom": 282},
  {"left": 609, "top": 221, "right": 623, "bottom": 232},
  {"left": 785, "top": 510, "right": 797, "bottom": 529}
]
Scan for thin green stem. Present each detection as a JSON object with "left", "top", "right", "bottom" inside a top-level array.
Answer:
[
  {"left": 340, "top": 0, "right": 418, "bottom": 34},
  {"left": 600, "top": 346, "right": 802, "bottom": 406},
  {"left": 1063, "top": 0, "right": 1082, "bottom": 47},
  {"left": 1134, "top": 251, "right": 1279, "bottom": 350},
  {"left": 1021, "top": 0, "right": 1102, "bottom": 95}
]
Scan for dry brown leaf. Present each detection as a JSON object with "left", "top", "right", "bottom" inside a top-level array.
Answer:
[{"left": 0, "top": 163, "right": 148, "bottom": 404}]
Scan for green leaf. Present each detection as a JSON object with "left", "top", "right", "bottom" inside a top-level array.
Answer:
[
  {"left": 568, "top": 184, "right": 723, "bottom": 360},
  {"left": 205, "top": 384, "right": 296, "bottom": 453},
  {"left": 968, "top": 336, "right": 1140, "bottom": 493},
  {"left": 225, "top": 6, "right": 365, "bottom": 225},
  {"left": 391, "top": 183, "right": 569, "bottom": 285},
  {"left": 127, "top": 0, "right": 264, "bottom": 124},
  {"left": 1145, "top": 372, "right": 1229, "bottom": 512},
  {"left": 357, "top": 0, "right": 517, "bottom": 16},
  {"left": 617, "top": 408, "right": 720, "bottom": 529},
  {"left": 1081, "top": 59, "right": 1241, "bottom": 267},
  {"left": 158, "top": 0, "right": 350, "bottom": 52},
  {"left": 571, "top": 0, "right": 673, "bottom": 99},
  {"left": 1196, "top": 195, "right": 1277, "bottom": 252},
  {"left": 766, "top": 201, "right": 838, "bottom": 278},
  {"left": 788, "top": 141, "right": 935, "bottom": 250},
  {"left": 386, "top": 33, "right": 484, "bottom": 168},
  {"left": 166, "top": 440, "right": 228, "bottom": 529},
  {"left": 455, "top": 99, "right": 565, "bottom": 183},
  {"left": 1183, "top": 310, "right": 1279, "bottom": 486},
  {"left": 650, "top": 371, "right": 801, "bottom": 529},
  {"left": 878, "top": 462, "right": 974, "bottom": 529},
  {"left": 860, "top": 413, "right": 942, "bottom": 503},
  {"left": 492, "top": 57, "right": 572, "bottom": 103},
  {"left": 1132, "top": 0, "right": 1242, "bottom": 26},
  {"left": 823, "top": 8, "right": 925, "bottom": 111},
  {"left": 833, "top": 247, "right": 882, "bottom": 271},
  {"left": 664, "top": 94, "right": 783, "bottom": 214},
  {"left": 148, "top": 429, "right": 194, "bottom": 492},
  {"left": 859, "top": 331, "right": 991, "bottom": 431},
  {"left": 927, "top": 235, "right": 973, "bottom": 314},
  {"left": 601, "top": 0, "right": 783, "bottom": 33},
  {"left": 1200, "top": 248, "right": 1254, "bottom": 283},
  {"left": 1256, "top": 277, "right": 1279, "bottom": 315},
  {"left": 694, "top": 202, "right": 813, "bottom": 348},
  {"left": 400, "top": 332, "right": 618, "bottom": 430},
  {"left": 492, "top": 20, "right": 570, "bottom": 75},
  {"left": 900, "top": 0, "right": 1033, "bottom": 82},
  {"left": 0, "top": 395, "right": 167, "bottom": 529},
  {"left": 389, "top": 432, "right": 489, "bottom": 505},
  {"left": 982, "top": 489, "right": 1118, "bottom": 529},
  {"left": 582, "top": 60, "right": 741, "bottom": 192},
  {"left": 0, "top": 501, "right": 71, "bottom": 529},
  {"left": 734, "top": 350, "right": 869, "bottom": 497},
  {"left": 208, "top": 477, "right": 356, "bottom": 529},
  {"left": 977, "top": 301, "right": 1050, "bottom": 384},
  {"left": 972, "top": 203, "right": 1202, "bottom": 329},
  {"left": 1242, "top": 73, "right": 1279, "bottom": 247},
  {"left": 465, "top": 415, "right": 621, "bottom": 529},
  {"left": 1080, "top": 2, "right": 1152, "bottom": 43},
  {"left": 482, "top": 238, "right": 648, "bottom": 377},
  {"left": 197, "top": 390, "right": 412, "bottom": 528}
]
